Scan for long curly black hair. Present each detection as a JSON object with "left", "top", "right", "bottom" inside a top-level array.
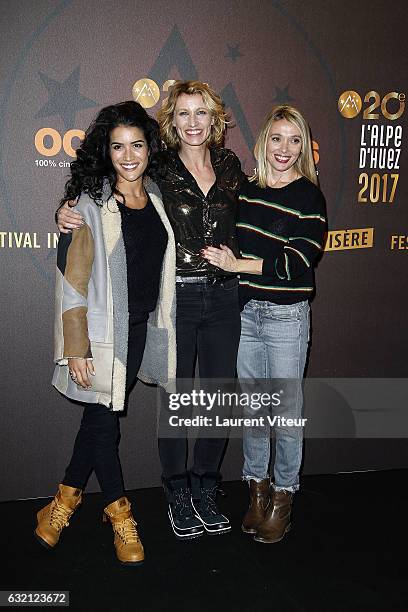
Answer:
[{"left": 59, "top": 101, "right": 162, "bottom": 207}]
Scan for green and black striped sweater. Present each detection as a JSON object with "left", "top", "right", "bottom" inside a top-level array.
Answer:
[{"left": 237, "top": 177, "right": 327, "bottom": 307}]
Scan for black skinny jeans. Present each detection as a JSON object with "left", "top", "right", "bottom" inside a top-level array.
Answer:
[
  {"left": 63, "top": 317, "right": 147, "bottom": 506},
  {"left": 158, "top": 278, "right": 241, "bottom": 478}
]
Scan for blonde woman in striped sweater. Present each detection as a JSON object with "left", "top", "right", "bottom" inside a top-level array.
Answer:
[{"left": 203, "top": 105, "right": 326, "bottom": 544}]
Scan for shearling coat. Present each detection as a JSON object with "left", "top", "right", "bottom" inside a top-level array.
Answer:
[{"left": 52, "top": 181, "right": 176, "bottom": 411}]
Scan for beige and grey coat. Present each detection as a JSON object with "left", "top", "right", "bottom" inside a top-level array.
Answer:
[{"left": 52, "top": 182, "right": 176, "bottom": 411}]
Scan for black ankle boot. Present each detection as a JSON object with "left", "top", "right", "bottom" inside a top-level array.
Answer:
[
  {"left": 190, "top": 472, "right": 231, "bottom": 535},
  {"left": 162, "top": 473, "right": 204, "bottom": 540}
]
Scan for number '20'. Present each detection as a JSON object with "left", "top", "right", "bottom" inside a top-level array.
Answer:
[{"left": 363, "top": 92, "right": 405, "bottom": 121}]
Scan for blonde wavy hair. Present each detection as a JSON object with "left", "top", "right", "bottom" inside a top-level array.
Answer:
[
  {"left": 251, "top": 105, "right": 318, "bottom": 187},
  {"left": 157, "top": 80, "right": 228, "bottom": 149}
]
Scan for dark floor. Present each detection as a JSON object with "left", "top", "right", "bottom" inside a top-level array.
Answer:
[{"left": 2, "top": 470, "right": 408, "bottom": 612}]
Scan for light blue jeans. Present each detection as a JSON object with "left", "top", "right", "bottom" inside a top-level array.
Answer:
[{"left": 237, "top": 299, "right": 310, "bottom": 492}]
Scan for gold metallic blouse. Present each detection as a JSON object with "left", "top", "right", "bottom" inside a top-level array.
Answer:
[{"left": 156, "top": 148, "right": 243, "bottom": 276}]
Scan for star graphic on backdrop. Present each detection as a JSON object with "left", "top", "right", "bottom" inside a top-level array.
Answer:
[
  {"left": 225, "top": 44, "right": 243, "bottom": 63},
  {"left": 273, "top": 85, "right": 294, "bottom": 104},
  {"left": 35, "top": 66, "right": 97, "bottom": 129}
]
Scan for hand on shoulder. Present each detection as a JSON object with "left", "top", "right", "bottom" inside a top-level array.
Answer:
[{"left": 57, "top": 200, "right": 84, "bottom": 233}]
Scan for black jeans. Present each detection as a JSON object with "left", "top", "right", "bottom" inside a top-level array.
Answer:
[
  {"left": 158, "top": 278, "right": 241, "bottom": 478},
  {"left": 63, "top": 317, "right": 147, "bottom": 506}
]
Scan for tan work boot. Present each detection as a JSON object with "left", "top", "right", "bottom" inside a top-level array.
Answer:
[
  {"left": 241, "top": 478, "right": 271, "bottom": 534},
  {"left": 103, "top": 497, "right": 144, "bottom": 565},
  {"left": 254, "top": 489, "right": 293, "bottom": 543},
  {"left": 35, "top": 484, "right": 82, "bottom": 549}
]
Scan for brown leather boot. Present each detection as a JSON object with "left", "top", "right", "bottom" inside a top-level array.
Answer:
[
  {"left": 103, "top": 497, "right": 144, "bottom": 565},
  {"left": 254, "top": 489, "right": 293, "bottom": 543},
  {"left": 35, "top": 484, "right": 82, "bottom": 549},
  {"left": 241, "top": 479, "right": 271, "bottom": 534}
]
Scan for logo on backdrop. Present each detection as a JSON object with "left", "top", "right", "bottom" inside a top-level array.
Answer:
[
  {"left": 338, "top": 91, "right": 362, "bottom": 119},
  {"left": 324, "top": 228, "right": 374, "bottom": 251},
  {"left": 337, "top": 91, "right": 405, "bottom": 122},
  {"left": 338, "top": 89, "right": 405, "bottom": 206},
  {"left": 132, "top": 78, "right": 161, "bottom": 108},
  {"left": 390, "top": 235, "right": 408, "bottom": 250},
  {"left": 34, "top": 128, "right": 84, "bottom": 161}
]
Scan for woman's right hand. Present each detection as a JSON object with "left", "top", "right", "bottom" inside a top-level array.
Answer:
[
  {"left": 57, "top": 201, "right": 84, "bottom": 233},
  {"left": 68, "top": 358, "right": 95, "bottom": 389}
]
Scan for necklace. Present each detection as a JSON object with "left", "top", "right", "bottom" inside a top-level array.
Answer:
[
  {"left": 114, "top": 190, "right": 148, "bottom": 211},
  {"left": 268, "top": 172, "right": 299, "bottom": 188},
  {"left": 118, "top": 191, "right": 147, "bottom": 199}
]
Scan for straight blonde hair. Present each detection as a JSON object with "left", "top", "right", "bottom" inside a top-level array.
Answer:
[
  {"left": 250, "top": 105, "right": 318, "bottom": 187},
  {"left": 157, "top": 80, "right": 228, "bottom": 149}
]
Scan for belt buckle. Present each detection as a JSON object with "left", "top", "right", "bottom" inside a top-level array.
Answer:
[{"left": 208, "top": 276, "right": 218, "bottom": 286}]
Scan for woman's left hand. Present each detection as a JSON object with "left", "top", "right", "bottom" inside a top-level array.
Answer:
[{"left": 202, "top": 244, "right": 237, "bottom": 272}]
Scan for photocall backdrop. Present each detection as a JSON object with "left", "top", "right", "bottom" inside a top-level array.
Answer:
[{"left": 1, "top": 0, "right": 407, "bottom": 501}]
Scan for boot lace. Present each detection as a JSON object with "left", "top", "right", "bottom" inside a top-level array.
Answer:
[
  {"left": 173, "top": 488, "right": 194, "bottom": 519},
  {"left": 201, "top": 486, "right": 218, "bottom": 515},
  {"left": 113, "top": 516, "right": 140, "bottom": 544},
  {"left": 49, "top": 499, "right": 73, "bottom": 532}
]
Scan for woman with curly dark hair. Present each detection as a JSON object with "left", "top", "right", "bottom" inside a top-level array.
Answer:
[{"left": 35, "top": 101, "right": 176, "bottom": 565}]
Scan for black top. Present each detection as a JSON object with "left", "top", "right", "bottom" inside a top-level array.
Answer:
[
  {"left": 117, "top": 197, "right": 168, "bottom": 319},
  {"left": 155, "top": 148, "right": 243, "bottom": 277},
  {"left": 237, "top": 177, "right": 327, "bottom": 306}
]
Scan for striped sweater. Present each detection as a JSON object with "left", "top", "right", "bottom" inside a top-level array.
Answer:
[{"left": 237, "top": 177, "right": 327, "bottom": 306}]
